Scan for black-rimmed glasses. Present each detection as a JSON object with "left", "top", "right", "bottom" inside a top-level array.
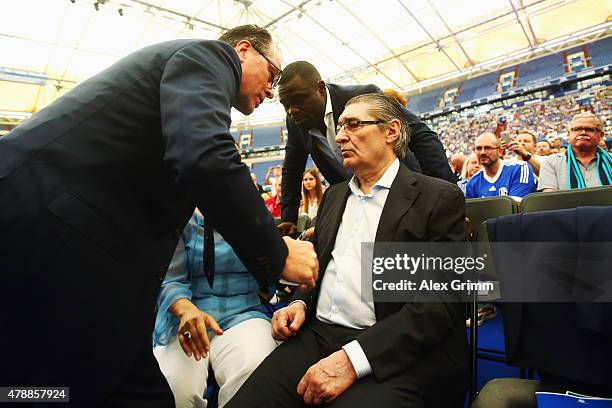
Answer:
[
  {"left": 251, "top": 44, "right": 282, "bottom": 88},
  {"left": 570, "top": 126, "right": 601, "bottom": 133},
  {"left": 336, "top": 120, "right": 389, "bottom": 133}
]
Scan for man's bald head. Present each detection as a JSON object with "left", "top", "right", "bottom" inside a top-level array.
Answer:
[
  {"left": 475, "top": 132, "right": 500, "bottom": 148},
  {"left": 474, "top": 132, "right": 502, "bottom": 169}
]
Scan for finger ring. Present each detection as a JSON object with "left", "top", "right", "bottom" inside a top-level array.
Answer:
[{"left": 183, "top": 331, "right": 191, "bottom": 340}]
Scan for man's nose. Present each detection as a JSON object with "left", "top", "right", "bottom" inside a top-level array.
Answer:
[{"left": 335, "top": 131, "right": 348, "bottom": 144}]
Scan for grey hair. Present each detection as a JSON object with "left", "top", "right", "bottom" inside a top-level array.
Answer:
[
  {"left": 571, "top": 112, "right": 603, "bottom": 130},
  {"left": 218, "top": 25, "right": 273, "bottom": 52},
  {"left": 345, "top": 93, "right": 410, "bottom": 159}
]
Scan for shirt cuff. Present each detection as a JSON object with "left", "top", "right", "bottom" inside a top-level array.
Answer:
[
  {"left": 288, "top": 300, "right": 307, "bottom": 311},
  {"left": 342, "top": 340, "right": 373, "bottom": 379}
]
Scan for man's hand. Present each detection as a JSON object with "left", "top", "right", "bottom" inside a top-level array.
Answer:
[
  {"left": 170, "top": 299, "right": 223, "bottom": 361},
  {"left": 297, "top": 350, "right": 358, "bottom": 405},
  {"left": 278, "top": 221, "right": 297, "bottom": 237},
  {"left": 507, "top": 139, "right": 528, "bottom": 158},
  {"left": 271, "top": 302, "right": 306, "bottom": 340},
  {"left": 281, "top": 236, "right": 319, "bottom": 292}
]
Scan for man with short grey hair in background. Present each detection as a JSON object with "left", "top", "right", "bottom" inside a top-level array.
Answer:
[{"left": 538, "top": 112, "right": 612, "bottom": 191}]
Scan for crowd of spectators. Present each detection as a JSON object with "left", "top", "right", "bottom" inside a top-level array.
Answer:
[{"left": 433, "top": 86, "right": 611, "bottom": 157}]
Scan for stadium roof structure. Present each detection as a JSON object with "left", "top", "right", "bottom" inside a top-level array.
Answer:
[{"left": 1, "top": 0, "right": 611, "bottom": 127}]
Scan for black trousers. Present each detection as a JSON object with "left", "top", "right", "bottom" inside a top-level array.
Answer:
[{"left": 226, "top": 319, "right": 466, "bottom": 408}]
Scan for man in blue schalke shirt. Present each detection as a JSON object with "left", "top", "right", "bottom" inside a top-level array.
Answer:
[{"left": 467, "top": 132, "right": 536, "bottom": 198}]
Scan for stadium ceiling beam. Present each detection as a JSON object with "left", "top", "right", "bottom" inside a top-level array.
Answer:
[
  {"left": 519, "top": 0, "right": 540, "bottom": 45},
  {"left": 173, "top": 0, "right": 215, "bottom": 38},
  {"left": 263, "top": 0, "right": 313, "bottom": 29},
  {"left": 335, "top": 0, "right": 420, "bottom": 84},
  {"left": 58, "top": 8, "right": 96, "bottom": 89},
  {"left": 273, "top": 0, "right": 402, "bottom": 88},
  {"left": 426, "top": 0, "right": 475, "bottom": 67},
  {"left": 34, "top": 3, "right": 70, "bottom": 110},
  {"left": 509, "top": 0, "right": 535, "bottom": 48},
  {"left": 128, "top": 0, "right": 229, "bottom": 31},
  {"left": 250, "top": 8, "right": 363, "bottom": 85},
  {"left": 403, "top": 24, "right": 612, "bottom": 96},
  {"left": 330, "top": 0, "right": 550, "bottom": 84},
  {"left": 397, "top": 0, "right": 462, "bottom": 72}
]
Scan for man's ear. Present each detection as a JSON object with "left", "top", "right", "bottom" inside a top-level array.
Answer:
[
  {"left": 317, "top": 80, "right": 327, "bottom": 96},
  {"left": 386, "top": 120, "right": 401, "bottom": 144},
  {"left": 234, "top": 40, "right": 251, "bottom": 63}
]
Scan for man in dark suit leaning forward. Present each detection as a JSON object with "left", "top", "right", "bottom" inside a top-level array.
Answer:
[
  {"left": 0, "top": 25, "right": 318, "bottom": 407},
  {"left": 227, "top": 93, "right": 469, "bottom": 407},
  {"left": 277, "top": 61, "right": 455, "bottom": 236}
]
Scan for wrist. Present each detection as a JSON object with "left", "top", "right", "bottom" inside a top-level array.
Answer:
[
  {"left": 522, "top": 152, "right": 532, "bottom": 161},
  {"left": 170, "top": 298, "right": 195, "bottom": 318}
]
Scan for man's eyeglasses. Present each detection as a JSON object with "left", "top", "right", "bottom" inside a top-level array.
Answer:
[
  {"left": 475, "top": 146, "right": 499, "bottom": 152},
  {"left": 251, "top": 44, "right": 282, "bottom": 88},
  {"left": 336, "top": 120, "right": 389, "bottom": 133},
  {"left": 570, "top": 126, "right": 601, "bottom": 133}
]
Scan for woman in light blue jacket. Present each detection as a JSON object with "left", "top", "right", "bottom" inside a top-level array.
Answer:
[{"left": 153, "top": 209, "right": 277, "bottom": 408}]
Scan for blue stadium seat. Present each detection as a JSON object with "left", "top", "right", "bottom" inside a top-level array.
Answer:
[
  {"left": 407, "top": 88, "right": 444, "bottom": 114},
  {"left": 588, "top": 37, "right": 612, "bottom": 67},
  {"left": 456, "top": 72, "right": 499, "bottom": 104},
  {"left": 251, "top": 127, "right": 281, "bottom": 148},
  {"left": 516, "top": 54, "right": 563, "bottom": 87}
]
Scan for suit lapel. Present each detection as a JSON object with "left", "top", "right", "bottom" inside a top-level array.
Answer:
[
  {"left": 317, "top": 182, "right": 350, "bottom": 273},
  {"left": 375, "top": 165, "right": 420, "bottom": 242}
]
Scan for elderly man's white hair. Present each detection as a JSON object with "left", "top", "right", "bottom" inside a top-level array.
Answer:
[
  {"left": 345, "top": 93, "right": 411, "bottom": 160},
  {"left": 571, "top": 112, "right": 604, "bottom": 130}
]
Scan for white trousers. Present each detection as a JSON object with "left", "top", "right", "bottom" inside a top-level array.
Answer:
[{"left": 153, "top": 318, "right": 277, "bottom": 408}]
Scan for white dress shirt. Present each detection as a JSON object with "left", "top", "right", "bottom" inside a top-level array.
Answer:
[
  {"left": 307, "top": 85, "right": 339, "bottom": 155},
  {"left": 315, "top": 159, "right": 400, "bottom": 378}
]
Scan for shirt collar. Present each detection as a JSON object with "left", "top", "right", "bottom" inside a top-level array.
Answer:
[
  {"left": 324, "top": 85, "right": 333, "bottom": 125},
  {"left": 349, "top": 159, "right": 400, "bottom": 196}
]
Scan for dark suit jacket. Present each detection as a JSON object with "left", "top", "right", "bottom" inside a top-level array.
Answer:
[
  {"left": 281, "top": 83, "right": 454, "bottom": 223},
  {"left": 0, "top": 40, "right": 286, "bottom": 405},
  {"left": 487, "top": 207, "right": 612, "bottom": 387},
  {"left": 295, "top": 164, "right": 469, "bottom": 405}
]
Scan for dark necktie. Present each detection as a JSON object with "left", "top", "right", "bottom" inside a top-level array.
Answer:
[{"left": 203, "top": 218, "right": 215, "bottom": 288}]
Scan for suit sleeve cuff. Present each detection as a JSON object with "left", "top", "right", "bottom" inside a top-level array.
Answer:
[{"left": 342, "top": 340, "right": 373, "bottom": 379}]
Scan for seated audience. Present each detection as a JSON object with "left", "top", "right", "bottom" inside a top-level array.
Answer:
[
  {"left": 536, "top": 140, "right": 552, "bottom": 157},
  {"left": 265, "top": 177, "right": 282, "bottom": 217},
  {"left": 301, "top": 168, "right": 324, "bottom": 218},
  {"left": 457, "top": 152, "right": 481, "bottom": 195},
  {"left": 153, "top": 209, "right": 277, "bottom": 407},
  {"left": 467, "top": 132, "right": 536, "bottom": 198},
  {"left": 226, "top": 93, "right": 468, "bottom": 408},
  {"left": 265, "top": 165, "right": 282, "bottom": 195},
  {"left": 450, "top": 153, "right": 466, "bottom": 181},
  {"left": 507, "top": 129, "right": 542, "bottom": 176},
  {"left": 538, "top": 112, "right": 612, "bottom": 191}
]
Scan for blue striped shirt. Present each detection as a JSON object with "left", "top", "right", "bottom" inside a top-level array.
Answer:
[{"left": 153, "top": 211, "right": 269, "bottom": 346}]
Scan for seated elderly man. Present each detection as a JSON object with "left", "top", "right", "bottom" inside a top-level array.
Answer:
[
  {"left": 539, "top": 112, "right": 612, "bottom": 191},
  {"left": 226, "top": 93, "right": 468, "bottom": 408}
]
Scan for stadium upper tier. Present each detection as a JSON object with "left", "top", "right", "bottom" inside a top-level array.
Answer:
[{"left": 406, "top": 36, "right": 612, "bottom": 115}]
